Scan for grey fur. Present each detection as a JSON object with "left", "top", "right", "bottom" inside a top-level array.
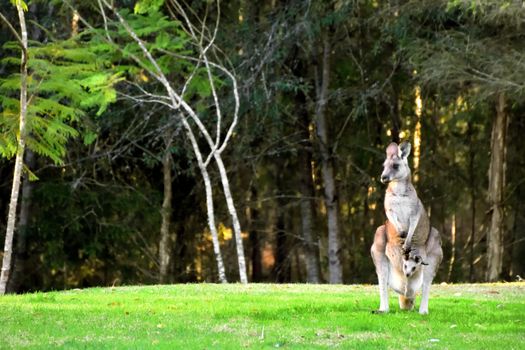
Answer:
[{"left": 372, "top": 142, "right": 443, "bottom": 314}]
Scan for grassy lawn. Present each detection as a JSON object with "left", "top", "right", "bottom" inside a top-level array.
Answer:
[{"left": 0, "top": 283, "right": 523, "bottom": 349}]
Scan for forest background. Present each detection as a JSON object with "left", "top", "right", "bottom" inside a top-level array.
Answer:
[{"left": 0, "top": 0, "right": 524, "bottom": 293}]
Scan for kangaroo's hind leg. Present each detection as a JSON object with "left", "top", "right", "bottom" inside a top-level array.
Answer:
[
  {"left": 419, "top": 227, "right": 443, "bottom": 314},
  {"left": 399, "top": 295, "right": 415, "bottom": 310},
  {"left": 371, "top": 225, "right": 390, "bottom": 313}
]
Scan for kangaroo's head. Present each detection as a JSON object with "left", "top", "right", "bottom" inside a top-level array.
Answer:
[
  {"left": 403, "top": 251, "right": 427, "bottom": 278},
  {"left": 380, "top": 141, "right": 412, "bottom": 184}
]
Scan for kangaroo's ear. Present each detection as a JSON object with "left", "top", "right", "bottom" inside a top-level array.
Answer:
[
  {"left": 398, "top": 141, "right": 411, "bottom": 159},
  {"left": 386, "top": 143, "right": 398, "bottom": 158}
]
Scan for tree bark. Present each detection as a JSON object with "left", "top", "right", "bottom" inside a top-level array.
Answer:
[
  {"left": 247, "top": 187, "right": 262, "bottom": 282},
  {"left": 159, "top": 144, "right": 173, "bottom": 283},
  {"left": 274, "top": 208, "right": 289, "bottom": 283},
  {"left": 201, "top": 158, "right": 227, "bottom": 283},
  {"left": 7, "top": 150, "right": 34, "bottom": 293},
  {"left": 175, "top": 113, "right": 227, "bottom": 283},
  {"left": 486, "top": 93, "right": 509, "bottom": 282},
  {"left": 390, "top": 96, "right": 402, "bottom": 143},
  {"left": 503, "top": 194, "right": 519, "bottom": 280},
  {"left": 290, "top": 43, "right": 322, "bottom": 284},
  {"left": 0, "top": 2, "right": 28, "bottom": 295},
  {"left": 273, "top": 183, "right": 290, "bottom": 283},
  {"left": 413, "top": 86, "right": 423, "bottom": 183},
  {"left": 214, "top": 154, "right": 248, "bottom": 284},
  {"left": 447, "top": 213, "right": 456, "bottom": 282},
  {"left": 299, "top": 157, "right": 321, "bottom": 283},
  {"left": 299, "top": 119, "right": 321, "bottom": 284},
  {"left": 468, "top": 121, "right": 476, "bottom": 282},
  {"left": 314, "top": 31, "right": 343, "bottom": 284}
]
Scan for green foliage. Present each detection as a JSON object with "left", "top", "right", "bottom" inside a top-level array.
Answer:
[
  {"left": 0, "top": 284, "right": 524, "bottom": 348},
  {"left": 118, "top": 9, "right": 180, "bottom": 38},
  {"left": 134, "top": 0, "right": 165, "bottom": 15},
  {"left": 82, "top": 130, "right": 97, "bottom": 145},
  {"left": 9, "top": 0, "right": 28, "bottom": 11},
  {"left": 391, "top": 0, "right": 525, "bottom": 99},
  {"left": 0, "top": 38, "right": 120, "bottom": 163},
  {"left": 27, "top": 174, "right": 163, "bottom": 289},
  {"left": 87, "top": 7, "right": 225, "bottom": 105}
]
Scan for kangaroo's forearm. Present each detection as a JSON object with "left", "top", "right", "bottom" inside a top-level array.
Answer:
[
  {"left": 386, "top": 210, "right": 404, "bottom": 235},
  {"left": 403, "top": 203, "right": 421, "bottom": 249}
]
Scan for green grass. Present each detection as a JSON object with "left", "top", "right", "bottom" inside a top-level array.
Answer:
[{"left": 0, "top": 283, "right": 524, "bottom": 349}]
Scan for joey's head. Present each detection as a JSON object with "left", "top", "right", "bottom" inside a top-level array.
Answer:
[
  {"left": 403, "top": 251, "right": 428, "bottom": 278},
  {"left": 380, "top": 141, "right": 412, "bottom": 184}
]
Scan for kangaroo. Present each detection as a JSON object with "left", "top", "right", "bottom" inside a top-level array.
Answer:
[
  {"left": 371, "top": 141, "right": 443, "bottom": 314},
  {"left": 380, "top": 141, "right": 429, "bottom": 252}
]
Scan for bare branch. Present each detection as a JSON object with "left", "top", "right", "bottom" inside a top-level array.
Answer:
[
  {"left": 96, "top": 0, "right": 245, "bottom": 282},
  {"left": 170, "top": 0, "right": 223, "bottom": 149},
  {"left": 100, "top": 0, "right": 219, "bottom": 159},
  {"left": 97, "top": 0, "right": 115, "bottom": 45},
  {"left": 0, "top": 10, "right": 23, "bottom": 45},
  {"left": 157, "top": 50, "right": 240, "bottom": 160}
]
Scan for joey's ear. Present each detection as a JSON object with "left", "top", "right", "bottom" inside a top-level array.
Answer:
[{"left": 398, "top": 141, "right": 411, "bottom": 159}]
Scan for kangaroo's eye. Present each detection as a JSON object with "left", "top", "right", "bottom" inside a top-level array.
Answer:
[
  {"left": 412, "top": 266, "right": 416, "bottom": 272},
  {"left": 393, "top": 164, "right": 399, "bottom": 170},
  {"left": 415, "top": 256, "right": 421, "bottom": 263}
]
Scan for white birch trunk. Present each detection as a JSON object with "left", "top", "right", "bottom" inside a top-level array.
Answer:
[
  {"left": 100, "top": 0, "right": 236, "bottom": 283},
  {"left": 201, "top": 162, "right": 228, "bottom": 283},
  {"left": 8, "top": 150, "right": 34, "bottom": 293},
  {"left": 214, "top": 154, "right": 248, "bottom": 284},
  {"left": 178, "top": 114, "right": 227, "bottom": 283},
  {"left": 0, "top": 3, "right": 28, "bottom": 295}
]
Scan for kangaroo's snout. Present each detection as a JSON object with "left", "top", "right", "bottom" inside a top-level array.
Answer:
[{"left": 381, "top": 175, "right": 390, "bottom": 184}]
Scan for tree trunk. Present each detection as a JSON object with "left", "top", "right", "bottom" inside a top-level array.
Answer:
[
  {"left": 200, "top": 164, "right": 228, "bottom": 283},
  {"left": 486, "top": 93, "right": 509, "bottom": 282},
  {"left": 247, "top": 187, "right": 262, "bottom": 282},
  {"left": 293, "top": 65, "right": 321, "bottom": 283},
  {"left": 468, "top": 121, "right": 476, "bottom": 282},
  {"left": 159, "top": 145, "right": 173, "bottom": 284},
  {"left": 314, "top": 31, "right": 343, "bottom": 284},
  {"left": 172, "top": 224, "right": 186, "bottom": 282},
  {"left": 175, "top": 112, "right": 227, "bottom": 283},
  {"left": 299, "top": 160, "right": 321, "bottom": 284},
  {"left": 274, "top": 188, "right": 290, "bottom": 283},
  {"left": 447, "top": 213, "right": 456, "bottom": 282},
  {"left": 214, "top": 154, "right": 248, "bottom": 284},
  {"left": 7, "top": 150, "right": 34, "bottom": 293},
  {"left": 201, "top": 163, "right": 227, "bottom": 283},
  {"left": 503, "top": 194, "right": 519, "bottom": 280},
  {"left": 299, "top": 125, "right": 321, "bottom": 284},
  {"left": 413, "top": 86, "right": 423, "bottom": 183},
  {"left": 289, "top": 43, "right": 322, "bottom": 284},
  {"left": 0, "top": 3, "right": 28, "bottom": 295},
  {"left": 390, "top": 96, "right": 402, "bottom": 143},
  {"left": 71, "top": 9, "right": 80, "bottom": 36}
]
